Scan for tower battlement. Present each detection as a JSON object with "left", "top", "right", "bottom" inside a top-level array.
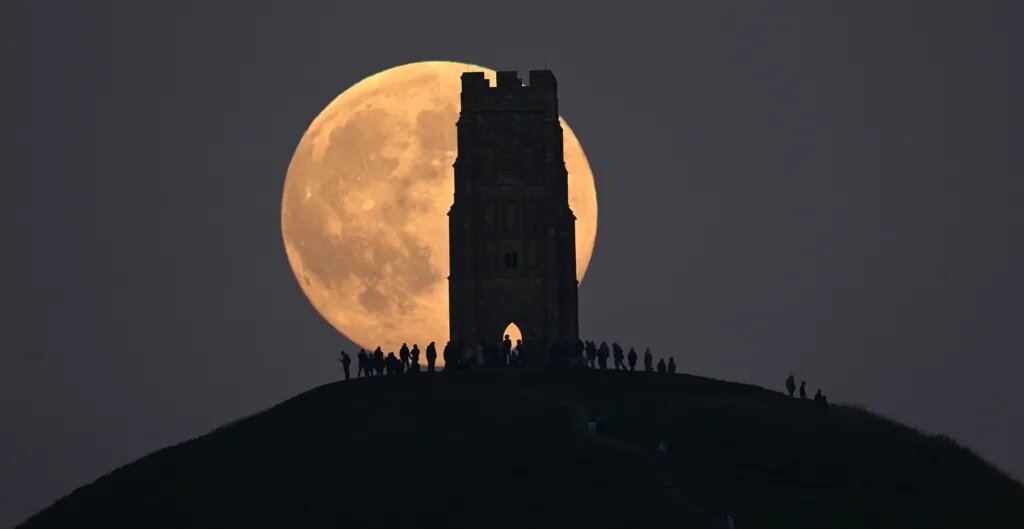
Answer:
[
  {"left": 460, "top": 70, "right": 556, "bottom": 91},
  {"left": 460, "top": 70, "right": 559, "bottom": 115}
]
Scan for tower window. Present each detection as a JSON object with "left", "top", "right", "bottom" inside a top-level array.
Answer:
[{"left": 504, "top": 252, "right": 518, "bottom": 269}]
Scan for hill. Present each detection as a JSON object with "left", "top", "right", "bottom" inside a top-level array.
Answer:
[{"left": 19, "top": 369, "right": 1024, "bottom": 529}]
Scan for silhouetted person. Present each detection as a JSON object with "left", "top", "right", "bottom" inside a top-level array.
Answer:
[
  {"left": 815, "top": 389, "right": 829, "bottom": 405},
  {"left": 425, "top": 341, "right": 437, "bottom": 372},
  {"left": 339, "top": 350, "right": 351, "bottom": 380},
  {"left": 399, "top": 343, "right": 410, "bottom": 372},
  {"left": 373, "top": 347, "right": 385, "bottom": 376},
  {"left": 627, "top": 347, "right": 637, "bottom": 371},
  {"left": 442, "top": 341, "right": 453, "bottom": 369},
  {"left": 644, "top": 348, "right": 654, "bottom": 372},
  {"left": 387, "top": 352, "right": 401, "bottom": 375},
  {"left": 657, "top": 358, "right": 667, "bottom": 373},
  {"left": 585, "top": 341, "right": 597, "bottom": 368},
  {"left": 668, "top": 357, "right": 676, "bottom": 374},
  {"left": 512, "top": 339, "right": 522, "bottom": 366},
  {"left": 612, "top": 343, "right": 625, "bottom": 370},
  {"left": 786, "top": 374, "right": 796, "bottom": 397},
  {"left": 410, "top": 344, "right": 420, "bottom": 372},
  {"left": 575, "top": 339, "right": 585, "bottom": 366},
  {"left": 799, "top": 380, "right": 807, "bottom": 399},
  {"left": 597, "top": 342, "right": 610, "bottom": 370},
  {"left": 502, "top": 334, "right": 512, "bottom": 366},
  {"left": 356, "top": 349, "right": 368, "bottom": 378}
]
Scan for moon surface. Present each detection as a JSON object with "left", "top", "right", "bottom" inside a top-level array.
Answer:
[{"left": 282, "top": 61, "right": 598, "bottom": 355}]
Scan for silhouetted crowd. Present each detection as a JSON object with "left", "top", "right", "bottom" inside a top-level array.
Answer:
[
  {"left": 338, "top": 343, "right": 834, "bottom": 408},
  {"left": 336, "top": 337, "right": 683, "bottom": 379},
  {"left": 336, "top": 341, "right": 441, "bottom": 380},
  {"left": 784, "top": 374, "right": 830, "bottom": 405},
  {"left": 579, "top": 340, "right": 677, "bottom": 374}
]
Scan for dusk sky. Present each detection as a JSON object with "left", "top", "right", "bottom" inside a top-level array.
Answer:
[{"left": 10, "top": 1, "right": 1019, "bottom": 526}]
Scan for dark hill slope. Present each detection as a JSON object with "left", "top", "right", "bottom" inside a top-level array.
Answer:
[{"left": 20, "top": 369, "right": 1024, "bottom": 529}]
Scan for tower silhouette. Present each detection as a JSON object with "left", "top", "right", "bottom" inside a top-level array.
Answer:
[{"left": 448, "top": 70, "right": 579, "bottom": 365}]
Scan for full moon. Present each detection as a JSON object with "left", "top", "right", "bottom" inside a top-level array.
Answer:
[{"left": 282, "top": 61, "right": 598, "bottom": 356}]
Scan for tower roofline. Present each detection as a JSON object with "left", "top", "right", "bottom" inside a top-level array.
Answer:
[{"left": 460, "top": 70, "right": 557, "bottom": 92}]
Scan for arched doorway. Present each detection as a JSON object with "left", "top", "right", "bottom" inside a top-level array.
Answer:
[
  {"left": 501, "top": 322, "right": 522, "bottom": 348},
  {"left": 501, "top": 322, "right": 522, "bottom": 366}
]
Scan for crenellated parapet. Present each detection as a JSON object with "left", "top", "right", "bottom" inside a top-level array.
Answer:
[{"left": 460, "top": 70, "right": 558, "bottom": 117}]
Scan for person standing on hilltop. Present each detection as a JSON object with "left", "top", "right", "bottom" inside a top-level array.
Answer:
[
  {"left": 425, "top": 341, "right": 437, "bottom": 372},
  {"left": 785, "top": 375, "right": 796, "bottom": 397},
  {"left": 657, "top": 358, "right": 667, "bottom": 373},
  {"left": 815, "top": 389, "right": 829, "bottom": 405},
  {"left": 387, "top": 352, "right": 400, "bottom": 375},
  {"left": 627, "top": 347, "right": 637, "bottom": 371},
  {"left": 597, "top": 342, "right": 610, "bottom": 370},
  {"left": 643, "top": 348, "right": 654, "bottom": 372},
  {"left": 667, "top": 357, "right": 676, "bottom": 374},
  {"left": 442, "top": 341, "right": 453, "bottom": 369},
  {"left": 399, "top": 343, "right": 410, "bottom": 372},
  {"left": 585, "top": 341, "right": 597, "bottom": 368},
  {"left": 356, "top": 349, "right": 368, "bottom": 378},
  {"left": 799, "top": 380, "right": 807, "bottom": 399},
  {"left": 339, "top": 350, "right": 351, "bottom": 381},
  {"left": 410, "top": 344, "right": 421, "bottom": 372},
  {"left": 373, "top": 347, "right": 385, "bottom": 376},
  {"left": 502, "top": 334, "right": 513, "bottom": 366},
  {"left": 612, "top": 343, "right": 625, "bottom": 370}
]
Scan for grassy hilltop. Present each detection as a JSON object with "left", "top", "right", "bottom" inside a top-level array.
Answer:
[{"left": 20, "top": 369, "right": 1024, "bottom": 529}]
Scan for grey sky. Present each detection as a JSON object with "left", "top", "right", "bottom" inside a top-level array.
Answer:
[{"left": 9, "top": 1, "right": 1019, "bottom": 526}]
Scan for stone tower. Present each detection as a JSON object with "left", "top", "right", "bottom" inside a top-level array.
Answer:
[{"left": 448, "top": 70, "right": 579, "bottom": 364}]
